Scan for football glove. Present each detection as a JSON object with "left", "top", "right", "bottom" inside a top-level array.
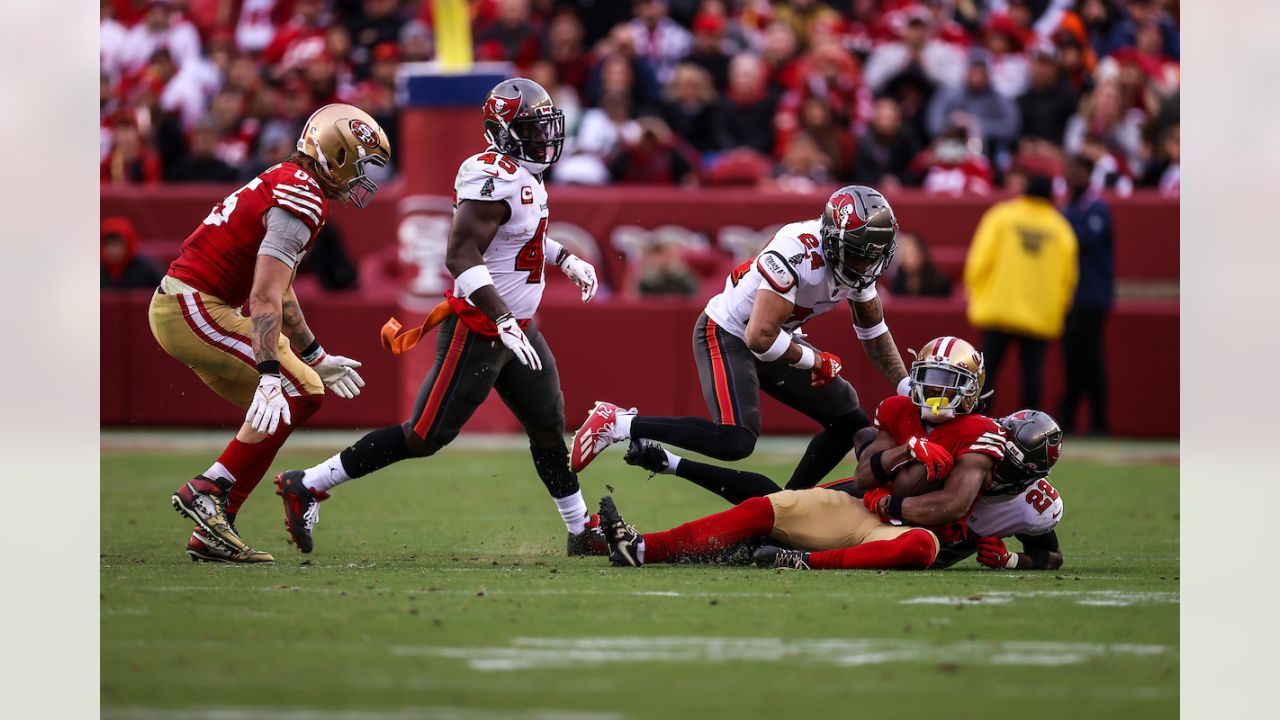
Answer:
[
  {"left": 976, "top": 535, "right": 1017, "bottom": 569},
  {"left": 497, "top": 314, "right": 542, "bottom": 370},
  {"left": 907, "top": 436, "right": 954, "bottom": 481},
  {"left": 810, "top": 351, "right": 843, "bottom": 387},
  {"left": 896, "top": 376, "right": 912, "bottom": 397},
  {"left": 862, "top": 487, "right": 892, "bottom": 522},
  {"left": 304, "top": 349, "right": 365, "bottom": 399},
  {"left": 559, "top": 254, "right": 599, "bottom": 303},
  {"left": 247, "top": 374, "right": 291, "bottom": 435}
]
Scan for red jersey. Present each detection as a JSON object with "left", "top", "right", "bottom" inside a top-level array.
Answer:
[
  {"left": 873, "top": 395, "right": 1006, "bottom": 463},
  {"left": 168, "top": 162, "right": 328, "bottom": 306}
]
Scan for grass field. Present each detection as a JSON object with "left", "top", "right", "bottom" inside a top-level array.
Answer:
[{"left": 101, "top": 437, "right": 1179, "bottom": 720}]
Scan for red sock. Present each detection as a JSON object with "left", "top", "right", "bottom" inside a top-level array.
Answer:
[
  {"left": 806, "top": 528, "right": 938, "bottom": 570},
  {"left": 642, "top": 496, "right": 775, "bottom": 564},
  {"left": 224, "top": 394, "right": 323, "bottom": 514}
]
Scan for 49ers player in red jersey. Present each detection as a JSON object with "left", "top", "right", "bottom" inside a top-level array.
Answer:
[{"left": 151, "top": 104, "right": 390, "bottom": 563}]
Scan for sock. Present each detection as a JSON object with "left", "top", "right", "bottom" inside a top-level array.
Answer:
[
  {"left": 631, "top": 416, "right": 756, "bottom": 460},
  {"left": 661, "top": 449, "right": 682, "bottom": 474},
  {"left": 642, "top": 496, "right": 775, "bottom": 564},
  {"left": 203, "top": 461, "right": 236, "bottom": 484},
  {"left": 337, "top": 425, "right": 411, "bottom": 479},
  {"left": 302, "top": 452, "right": 351, "bottom": 494},
  {"left": 224, "top": 393, "right": 323, "bottom": 515},
  {"left": 554, "top": 491, "right": 590, "bottom": 535},
  {"left": 806, "top": 529, "right": 938, "bottom": 570},
  {"left": 674, "top": 458, "right": 782, "bottom": 505},
  {"left": 615, "top": 412, "right": 634, "bottom": 438},
  {"left": 785, "top": 410, "right": 870, "bottom": 490}
]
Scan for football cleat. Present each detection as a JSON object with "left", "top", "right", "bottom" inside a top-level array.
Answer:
[
  {"left": 187, "top": 528, "right": 275, "bottom": 564},
  {"left": 623, "top": 439, "right": 670, "bottom": 476},
  {"left": 753, "top": 545, "right": 812, "bottom": 570},
  {"left": 274, "top": 470, "right": 329, "bottom": 554},
  {"left": 598, "top": 496, "right": 644, "bottom": 568},
  {"left": 571, "top": 401, "right": 635, "bottom": 473},
  {"left": 171, "top": 476, "right": 250, "bottom": 554},
  {"left": 566, "top": 514, "right": 609, "bottom": 557}
]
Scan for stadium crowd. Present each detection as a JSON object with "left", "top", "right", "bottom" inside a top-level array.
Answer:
[{"left": 101, "top": 0, "right": 1179, "bottom": 195}]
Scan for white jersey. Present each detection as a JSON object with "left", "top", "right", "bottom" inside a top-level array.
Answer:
[
  {"left": 703, "top": 219, "right": 878, "bottom": 339},
  {"left": 966, "top": 477, "right": 1064, "bottom": 538},
  {"left": 453, "top": 151, "right": 550, "bottom": 320}
]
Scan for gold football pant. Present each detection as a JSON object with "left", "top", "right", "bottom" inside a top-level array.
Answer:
[{"left": 767, "top": 488, "right": 939, "bottom": 552}]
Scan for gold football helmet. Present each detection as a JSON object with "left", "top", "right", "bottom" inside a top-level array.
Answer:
[
  {"left": 296, "top": 104, "right": 391, "bottom": 208},
  {"left": 908, "top": 336, "right": 986, "bottom": 422}
]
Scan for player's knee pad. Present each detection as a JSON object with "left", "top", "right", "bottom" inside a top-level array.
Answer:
[{"left": 716, "top": 425, "right": 758, "bottom": 460}]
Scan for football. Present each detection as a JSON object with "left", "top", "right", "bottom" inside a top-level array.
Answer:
[{"left": 891, "top": 460, "right": 934, "bottom": 497}]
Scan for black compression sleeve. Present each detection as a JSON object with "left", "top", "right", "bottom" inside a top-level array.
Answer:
[{"left": 1016, "top": 531, "right": 1060, "bottom": 569}]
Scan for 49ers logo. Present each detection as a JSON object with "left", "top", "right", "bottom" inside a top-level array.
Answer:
[
  {"left": 349, "top": 119, "right": 379, "bottom": 148},
  {"left": 828, "top": 191, "right": 863, "bottom": 230},
  {"left": 484, "top": 92, "right": 521, "bottom": 125}
]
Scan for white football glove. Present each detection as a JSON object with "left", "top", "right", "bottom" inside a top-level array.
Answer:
[
  {"left": 497, "top": 314, "right": 542, "bottom": 370},
  {"left": 896, "top": 376, "right": 912, "bottom": 397},
  {"left": 305, "top": 350, "right": 366, "bottom": 399},
  {"left": 247, "top": 374, "right": 291, "bottom": 435},
  {"left": 559, "top": 254, "right": 598, "bottom": 303}
]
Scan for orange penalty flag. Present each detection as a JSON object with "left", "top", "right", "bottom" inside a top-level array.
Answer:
[{"left": 380, "top": 300, "right": 454, "bottom": 355}]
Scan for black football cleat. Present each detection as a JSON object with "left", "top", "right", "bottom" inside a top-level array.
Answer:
[
  {"left": 274, "top": 470, "right": 329, "bottom": 554},
  {"left": 598, "top": 496, "right": 644, "bottom": 568},
  {"left": 171, "top": 476, "right": 250, "bottom": 554},
  {"left": 753, "top": 545, "right": 812, "bottom": 570},
  {"left": 623, "top": 439, "right": 670, "bottom": 476},
  {"left": 567, "top": 513, "right": 609, "bottom": 557}
]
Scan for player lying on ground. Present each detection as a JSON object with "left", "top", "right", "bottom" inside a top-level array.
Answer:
[
  {"left": 154, "top": 104, "right": 389, "bottom": 563},
  {"left": 571, "top": 186, "right": 910, "bottom": 490},
  {"left": 275, "top": 78, "right": 608, "bottom": 556},
  {"left": 624, "top": 408, "right": 1065, "bottom": 570}
]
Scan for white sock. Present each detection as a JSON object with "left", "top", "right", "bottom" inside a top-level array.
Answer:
[
  {"left": 662, "top": 449, "right": 683, "bottom": 475},
  {"left": 637, "top": 538, "right": 646, "bottom": 564},
  {"left": 302, "top": 453, "right": 352, "bottom": 494},
  {"left": 615, "top": 411, "right": 634, "bottom": 439},
  {"left": 555, "top": 490, "right": 590, "bottom": 534},
  {"left": 204, "top": 462, "right": 236, "bottom": 484}
]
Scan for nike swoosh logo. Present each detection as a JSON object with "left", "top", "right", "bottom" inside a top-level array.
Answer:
[
  {"left": 1051, "top": 510, "right": 1062, "bottom": 519},
  {"left": 617, "top": 539, "right": 635, "bottom": 565},
  {"left": 482, "top": 170, "right": 500, "bottom": 177}
]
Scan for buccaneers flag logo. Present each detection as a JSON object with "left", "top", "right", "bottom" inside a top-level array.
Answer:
[
  {"left": 828, "top": 191, "right": 862, "bottom": 230},
  {"left": 484, "top": 92, "right": 521, "bottom": 125}
]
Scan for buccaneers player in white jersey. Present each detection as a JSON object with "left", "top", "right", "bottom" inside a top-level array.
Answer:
[
  {"left": 573, "top": 186, "right": 910, "bottom": 489},
  {"left": 154, "top": 104, "right": 390, "bottom": 562},
  {"left": 275, "top": 78, "right": 605, "bottom": 556}
]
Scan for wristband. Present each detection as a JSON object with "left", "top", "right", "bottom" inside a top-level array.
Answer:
[
  {"left": 1005, "top": 552, "right": 1019, "bottom": 569},
  {"left": 885, "top": 495, "right": 904, "bottom": 521},
  {"left": 455, "top": 265, "right": 495, "bottom": 297},
  {"left": 495, "top": 312, "right": 516, "bottom": 327},
  {"left": 545, "top": 238, "right": 569, "bottom": 266},
  {"left": 854, "top": 319, "right": 889, "bottom": 340},
  {"left": 789, "top": 345, "right": 816, "bottom": 370},
  {"left": 751, "top": 329, "right": 792, "bottom": 362},
  {"left": 869, "top": 451, "right": 891, "bottom": 484},
  {"left": 257, "top": 360, "right": 281, "bottom": 376},
  {"left": 300, "top": 340, "right": 325, "bottom": 365}
]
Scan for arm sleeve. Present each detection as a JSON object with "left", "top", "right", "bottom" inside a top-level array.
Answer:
[{"left": 258, "top": 207, "right": 312, "bottom": 269}]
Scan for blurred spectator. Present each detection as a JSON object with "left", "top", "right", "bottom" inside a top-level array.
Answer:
[
  {"left": 759, "top": 21, "right": 801, "bottom": 100},
  {"left": 776, "top": 94, "right": 855, "bottom": 180},
  {"left": 546, "top": 12, "right": 591, "bottom": 95},
  {"left": 1017, "top": 46, "right": 1079, "bottom": 146},
  {"left": 1064, "top": 79, "right": 1143, "bottom": 170},
  {"left": 772, "top": 0, "right": 841, "bottom": 50},
  {"left": 926, "top": 55, "right": 1020, "bottom": 153},
  {"left": 661, "top": 64, "right": 720, "bottom": 154},
  {"left": 102, "top": 119, "right": 162, "bottom": 185},
  {"left": 628, "top": 0, "right": 692, "bottom": 86},
  {"left": 556, "top": 55, "right": 637, "bottom": 185},
  {"left": 963, "top": 173, "right": 1078, "bottom": 412},
  {"left": 102, "top": 217, "right": 163, "bottom": 289},
  {"left": 889, "top": 231, "right": 951, "bottom": 297},
  {"left": 612, "top": 117, "right": 698, "bottom": 184},
  {"left": 1139, "top": 122, "right": 1179, "bottom": 196},
  {"left": 166, "top": 119, "right": 240, "bottom": 182},
  {"left": 346, "top": 0, "right": 406, "bottom": 76},
  {"left": 529, "top": 59, "right": 583, "bottom": 139},
  {"left": 910, "top": 119, "right": 994, "bottom": 196},
  {"left": 852, "top": 96, "right": 922, "bottom": 187},
  {"left": 1058, "top": 154, "right": 1114, "bottom": 436},
  {"left": 584, "top": 25, "right": 662, "bottom": 112},
  {"left": 116, "top": 0, "right": 201, "bottom": 75},
  {"left": 262, "top": 0, "right": 329, "bottom": 67},
  {"left": 772, "top": 132, "right": 833, "bottom": 192},
  {"left": 863, "top": 9, "right": 965, "bottom": 96},
  {"left": 685, "top": 10, "right": 731, "bottom": 92},
  {"left": 1077, "top": 131, "right": 1133, "bottom": 195},
  {"left": 713, "top": 53, "right": 776, "bottom": 155},
  {"left": 982, "top": 13, "right": 1031, "bottom": 99},
  {"left": 476, "top": 0, "right": 543, "bottom": 68},
  {"left": 635, "top": 239, "right": 699, "bottom": 296}
]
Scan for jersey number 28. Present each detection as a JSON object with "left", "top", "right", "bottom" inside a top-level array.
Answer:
[{"left": 514, "top": 217, "right": 549, "bottom": 284}]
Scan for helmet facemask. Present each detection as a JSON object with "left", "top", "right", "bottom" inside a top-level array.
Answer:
[
  {"left": 485, "top": 107, "right": 565, "bottom": 175},
  {"left": 821, "top": 224, "right": 896, "bottom": 291},
  {"left": 910, "top": 360, "right": 981, "bottom": 423}
]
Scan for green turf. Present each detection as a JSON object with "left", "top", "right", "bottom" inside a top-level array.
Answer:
[{"left": 101, "top": 442, "right": 1178, "bottom": 719}]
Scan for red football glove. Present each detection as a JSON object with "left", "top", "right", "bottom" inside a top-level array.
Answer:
[
  {"left": 862, "top": 487, "right": 891, "bottom": 521},
  {"left": 976, "top": 536, "right": 1017, "bottom": 569},
  {"left": 907, "top": 436, "right": 954, "bottom": 481},
  {"left": 810, "top": 351, "right": 843, "bottom": 387}
]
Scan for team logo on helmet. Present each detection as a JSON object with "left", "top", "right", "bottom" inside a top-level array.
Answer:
[
  {"left": 484, "top": 91, "right": 521, "bottom": 125},
  {"left": 828, "top": 191, "right": 863, "bottom": 230},
  {"left": 349, "top": 119, "right": 380, "bottom": 148}
]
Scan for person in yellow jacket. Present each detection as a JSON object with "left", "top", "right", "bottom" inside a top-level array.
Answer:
[{"left": 963, "top": 175, "right": 1078, "bottom": 412}]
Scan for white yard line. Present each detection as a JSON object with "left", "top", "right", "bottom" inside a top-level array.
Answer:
[
  {"left": 899, "top": 590, "right": 1179, "bottom": 607},
  {"left": 102, "top": 708, "right": 622, "bottom": 720}
]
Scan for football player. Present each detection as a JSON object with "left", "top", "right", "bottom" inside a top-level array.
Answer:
[
  {"left": 153, "top": 104, "right": 390, "bottom": 563},
  {"left": 571, "top": 186, "right": 910, "bottom": 490},
  {"left": 275, "top": 78, "right": 605, "bottom": 555}
]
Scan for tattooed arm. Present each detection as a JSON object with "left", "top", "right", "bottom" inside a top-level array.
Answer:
[
  {"left": 247, "top": 254, "right": 295, "bottom": 365},
  {"left": 850, "top": 297, "right": 908, "bottom": 386},
  {"left": 280, "top": 285, "right": 316, "bottom": 353}
]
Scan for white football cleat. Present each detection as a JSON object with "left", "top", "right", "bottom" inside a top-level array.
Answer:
[{"left": 571, "top": 401, "right": 636, "bottom": 472}]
